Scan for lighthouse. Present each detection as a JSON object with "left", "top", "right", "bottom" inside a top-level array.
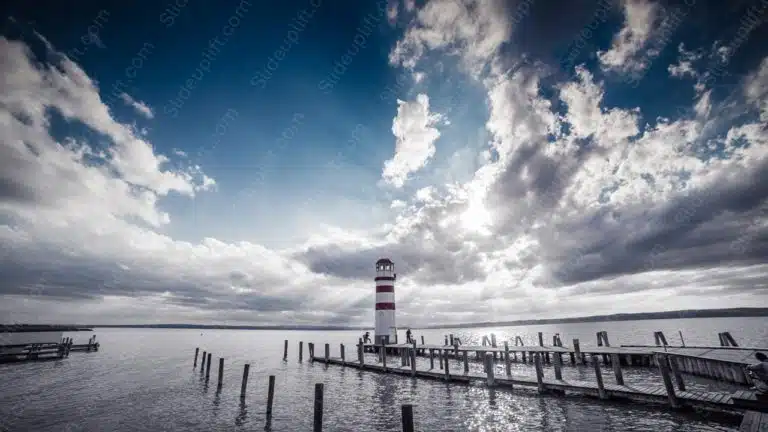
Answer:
[{"left": 374, "top": 258, "right": 397, "bottom": 345}]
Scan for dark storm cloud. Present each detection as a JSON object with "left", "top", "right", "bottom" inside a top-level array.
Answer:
[
  {"left": 539, "top": 159, "right": 768, "bottom": 286},
  {"left": 0, "top": 245, "right": 308, "bottom": 313}
]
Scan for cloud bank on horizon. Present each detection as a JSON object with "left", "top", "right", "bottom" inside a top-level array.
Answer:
[{"left": 0, "top": 0, "right": 767, "bottom": 326}]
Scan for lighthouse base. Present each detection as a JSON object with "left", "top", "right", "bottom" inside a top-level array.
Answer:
[{"left": 374, "top": 335, "right": 396, "bottom": 345}]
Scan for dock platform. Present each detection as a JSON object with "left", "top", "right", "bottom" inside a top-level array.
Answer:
[{"left": 312, "top": 354, "right": 763, "bottom": 415}]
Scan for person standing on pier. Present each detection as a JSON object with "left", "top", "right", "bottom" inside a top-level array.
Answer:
[
  {"left": 406, "top": 328, "right": 412, "bottom": 344},
  {"left": 363, "top": 332, "right": 371, "bottom": 343},
  {"left": 747, "top": 352, "right": 768, "bottom": 395}
]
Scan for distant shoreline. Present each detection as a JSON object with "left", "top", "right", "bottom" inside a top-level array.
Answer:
[{"left": 3, "top": 307, "right": 765, "bottom": 332}]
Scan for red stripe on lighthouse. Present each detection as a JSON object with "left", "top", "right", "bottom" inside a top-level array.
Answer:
[
  {"left": 376, "top": 285, "right": 394, "bottom": 293},
  {"left": 375, "top": 302, "right": 395, "bottom": 310}
]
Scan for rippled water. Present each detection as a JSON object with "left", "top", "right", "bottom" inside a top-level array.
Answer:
[{"left": 1, "top": 317, "right": 766, "bottom": 431}]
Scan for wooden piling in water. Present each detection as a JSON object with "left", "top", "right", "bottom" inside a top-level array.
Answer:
[
  {"left": 194, "top": 347, "right": 199, "bottom": 368},
  {"left": 201, "top": 350, "right": 207, "bottom": 373},
  {"left": 283, "top": 339, "right": 288, "bottom": 361},
  {"left": 538, "top": 332, "right": 543, "bottom": 347},
  {"left": 463, "top": 350, "right": 469, "bottom": 373},
  {"left": 668, "top": 355, "right": 685, "bottom": 391},
  {"left": 504, "top": 342, "right": 511, "bottom": 376},
  {"left": 534, "top": 353, "right": 544, "bottom": 393},
  {"left": 313, "top": 383, "right": 324, "bottom": 432},
  {"left": 444, "top": 350, "right": 450, "bottom": 380},
  {"left": 402, "top": 404, "right": 415, "bottom": 432},
  {"left": 655, "top": 353, "right": 679, "bottom": 409},
  {"left": 240, "top": 364, "right": 250, "bottom": 399},
  {"left": 485, "top": 352, "right": 495, "bottom": 386},
  {"left": 299, "top": 341, "right": 303, "bottom": 362},
  {"left": 449, "top": 334, "right": 454, "bottom": 346},
  {"left": 573, "top": 339, "right": 583, "bottom": 365},
  {"left": 611, "top": 353, "right": 623, "bottom": 386},
  {"left": 411, "top": 342, "right": 417, "bottom": 377},
  {"left": 324, "top": 343, "right": 329, "bottom": 364},
  {"left": 439, "top": 349, "right": 444, "bottom": 370},
  {"left": 340, "top": 344, "right": 345, "bottom": 364},
  {"left": 591, "top": 354, "right": 607, "bottom": 400},
  {"left": 429, "top": 349, "right": 434, "bottom": 369},
  {"left": 205, "top": 353, "right": 212, "bottom": 382},
  {"left": 217, "top": 357, "right": 224, "bottom": 388},
  {"left": 421, "top": 335, "right": 425, "bottom": 345},
  {"left": 554, "top": 351, "right": 563, "bottom": 380},
  {"left": 266, "top": 375, "right": 275, "bottom": 424},
  {"left": 382, "top": 345, "right": 388, "bottom": 371}
]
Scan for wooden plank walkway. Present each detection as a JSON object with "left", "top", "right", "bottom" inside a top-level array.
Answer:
[
  {"left": 740, "top": 410, "right": 768, "bottom": 431},
  {"left": 313, "top": 355, "right": 758, "bottom": 415}
]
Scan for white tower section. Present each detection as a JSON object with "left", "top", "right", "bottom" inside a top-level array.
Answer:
[{"left": 374, "top": 258, "right": 397, "bottom": 345}]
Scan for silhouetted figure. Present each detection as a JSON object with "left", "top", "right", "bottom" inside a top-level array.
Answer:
[
  {"left": 363, "top": 332, "right": 371, "bottom": 343},
  {"left": 747, "top": 352, "right": 768, "bottom": 394},
  {"left": 406, "top": 328, "right": 413, "bottom": 344}
]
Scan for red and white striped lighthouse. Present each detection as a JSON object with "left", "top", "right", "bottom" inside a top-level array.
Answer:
[{"left": 374, "top": 258, "right": 397, "bottom": 345}]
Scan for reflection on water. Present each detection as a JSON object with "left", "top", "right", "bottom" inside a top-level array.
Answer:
[{"left": 0, "top": 317, "right": 763, "bottom": 431}]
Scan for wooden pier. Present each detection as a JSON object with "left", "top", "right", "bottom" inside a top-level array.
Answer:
[
  {"left": 0, "top": 336, "right": 100, "bottom": 363},
  {"left": 313, "top": 341, "right": 766, "bottom": 416},
  {"left": 362, "top": 330, "right": 766, "bottom": 386}
]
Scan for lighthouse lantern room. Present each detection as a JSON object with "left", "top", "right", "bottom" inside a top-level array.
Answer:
[{"left": 374, "top": 258, "right": 397, "bottom": 345}]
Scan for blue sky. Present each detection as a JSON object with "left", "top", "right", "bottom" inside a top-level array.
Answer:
[{"left": 0, "top": 0, "right": 767, "bottom": 325}]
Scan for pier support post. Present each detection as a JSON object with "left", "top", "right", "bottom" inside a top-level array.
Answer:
[
  {"left": 411, "top": 342, "right": 417, "bottom": 377},
  {"left": 591, "top": 354, "right": 607, "bottom": 400},
  {"left": 421, "top": 335, "right": 425, "bottom": 345},
  {"left": 668, "top": 355, "right": 686, "bottom": 391},
  {"left": 485, "top": 353, "right": 495, "bottom": 386},
  {"left": 299, "top": 341, "right": 304, "bottom": 362},
  {"left": 266, "top": 375, "right": 275, "bottom": 426},
  {"left": 382, "top": 345, "right": 387, "bottom": 371},
  {"left": 534, "top": 353, "right": 545, "bottom": 393},
  {"left": 463, "top": 351, "right": 469, "bottom": 373},
  {"left": 206, "top": 353, "right": 212, "bottom": 382},
  {"left": 401, "top": 404, "right": 415, "bottom": 432},
  {"left": 309, "top": 343, "right": 315, "bottom": 360},
  {"left": 444, "top": 350, "right": 450, "bottom": 381},
  {"left": 340, "top": 344, "right": 345, "bottom": 364},
  {"left": 194, "top": 347, "right": 199, "bottom": 368},
  {"left": 380, "top": 340, "right": 385, "bottom": 363},
  {"left": 324, "top": 343, "right": 329, "bottom": 364},
  {"left": 449, "top": 334, "right": 454, "bottom": 346},
  {"left": 504, "top": 342, "right": 511, "bottom": 376},
  {"left": 491, "top": 334, "right": 498, "bottom": 360},
  {"left": 655, "top": 353, "right": 680, "bottom": 408},
  {"left": 573, "top": 339, "right": 583, "bottom": 365},
  {"left": 283, "top": 340, "right": 288, "bottom": 361},
  {"left": 611, "top": 353, "right": 624, "bottom": 386},
  {"left": 313, "top": 383, "right": 324, "bottom": 432},
  {"left": 429, "top": 349, "right": 434, "bottom": 369},
  {"left": 217, "top": 357, "right": 224, "bottom": 388},
  {"left": 522, "top": 351, "right": 526, "bottom": 363},
  {"left": 201, "top": 350, "right": 207, "bottom": 374},
  {"left": 439, "top": 349, "right": 443, "bottom": 370},
  {"left": 360, "top": 342, "right": 365, "bottom": 368},
  {"left": 554, "top": 351, "right": 563, "bottom": 380},
  {"left": 240, "top": 364, "right": 250, "bottom": 399},
  {"left": 538, "top": 332, "right": 544, "bottom": 347}
]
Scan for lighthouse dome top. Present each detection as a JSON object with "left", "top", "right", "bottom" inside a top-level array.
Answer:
[{"left": 376, "top": 258, "right": 394, "bottom": 265}]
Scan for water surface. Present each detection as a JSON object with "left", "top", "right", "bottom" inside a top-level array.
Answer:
[{"left": 1, "top": 317, "right": 765, "bottom": 431}]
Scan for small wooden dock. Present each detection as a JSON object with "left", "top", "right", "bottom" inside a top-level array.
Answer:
[{"left": 0, "top": 336, "right": 100, "bottom": 363}]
